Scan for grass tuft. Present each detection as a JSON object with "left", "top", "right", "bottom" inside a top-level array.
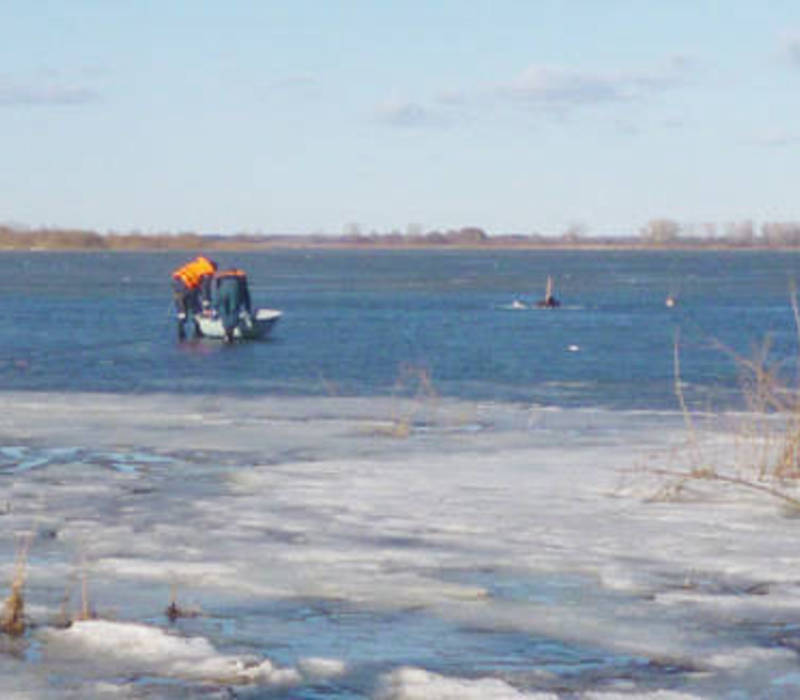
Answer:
[
  {"left": 387, "top": 364, "right": 438, "bottom": 437},
  {"left": 1, "top": 537, "right": 31, "bottom": 636},
  {"left": 643, "top": 290, "right": 800, "bottom": 510}
]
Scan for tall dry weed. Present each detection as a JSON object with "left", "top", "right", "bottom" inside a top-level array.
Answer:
[
  {"left": 645, "top": 294, "right": 800, "bottom": 509},
  {"left": 386, "top": 364, "right": 438, "bottom": 437},
  {"left": 1, "top": 537, "right": 31, "bottom": 636}
]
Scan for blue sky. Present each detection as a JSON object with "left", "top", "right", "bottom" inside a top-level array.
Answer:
[{"left": 2, "top": 1, "right": 800, "bottom": 237}]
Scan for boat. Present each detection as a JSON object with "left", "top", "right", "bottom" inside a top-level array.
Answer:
[
  {"left": 194, "top": 308, "right": 282, "bottom": 341},
  {"left": 536, "top": 276, "right": 560, "bottom": 308}
]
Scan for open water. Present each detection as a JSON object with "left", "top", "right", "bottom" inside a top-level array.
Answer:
[{"left": 2, "top": 249, "right": 799, "bottom": 410}]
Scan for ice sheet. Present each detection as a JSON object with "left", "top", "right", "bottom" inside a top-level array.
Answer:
[{"left": 1, "top": 392, "right": 800, "bottom": 697}]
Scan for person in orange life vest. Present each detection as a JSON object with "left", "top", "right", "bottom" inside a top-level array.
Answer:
[
  {"left": 213, "top": 268, "right": 252, "bottom": 342},
  {"left": 171, "top": 255, "right": 218, "bottom": 339}
]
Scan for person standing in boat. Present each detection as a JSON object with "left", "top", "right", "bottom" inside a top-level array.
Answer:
[
  {"left": 213, "top": 267, "right": 253, "bottom": 343},
  {"left": 171, "top": 255, "right": 218, "bottom": 340}
]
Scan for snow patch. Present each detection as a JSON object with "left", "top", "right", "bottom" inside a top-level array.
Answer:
[
  {"left": 43, "top": 620, "right": 300, "bottom": 686},
  {"left": 375, "top": 666, "right": 555, "bottom": 699}
]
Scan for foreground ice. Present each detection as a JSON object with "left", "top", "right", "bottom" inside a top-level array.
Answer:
[{"left": 1, "top": 391, "right": 800, "bottom": 697}]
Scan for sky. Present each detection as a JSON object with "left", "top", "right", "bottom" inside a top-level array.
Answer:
[{"left": 2, "top": 1, "right": 800, "bottom": 237}]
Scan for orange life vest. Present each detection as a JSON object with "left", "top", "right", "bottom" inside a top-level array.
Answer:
[{"left": 172, "top": 256, "right": 216, "bottom": 289}]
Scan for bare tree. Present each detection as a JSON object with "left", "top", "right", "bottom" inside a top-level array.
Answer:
[
  {"left": 342, "top": 221, "right": 362, "bottom": 237},
  {"left": 640, "top": 218, "right": 680, "bottom": 244},
  {"left": 725, "top": 220, "right": 755, "bottom": 246},
  {"left": 561, "top": 221, "right": 587, "bottom": 243},
  {"left": 405, "top": 222, "right": 424, "bottom": 237}
]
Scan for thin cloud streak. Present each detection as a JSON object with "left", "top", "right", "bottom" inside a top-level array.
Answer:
[
  {"left": 0, "top": 78, "right": 100, "bottom": 107},
  {"left": 503, "top": 65, "right": 627, "bottom": 105},
  {"left": 373, "top": 100, "right": 446, "bottom": 128},
  {"left": 781, "top": 32, "right": 800, "bottom": 64},
  {"left": 752, "top": 130, "right": 800, "bottom": 148},
  {"left": 264, "top": 75, "right": 318, "bottom": 92},
  {"left": 500, "top": 57, "right": 692, "bottom": 109},
  {"left": 374, "top": 55, "right": 693, "bottom": 129}
]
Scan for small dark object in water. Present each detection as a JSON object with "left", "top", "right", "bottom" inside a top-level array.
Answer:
[
  {"left": 165, "top": 590, "right": 200, "bottom": 622},
  {"left": 537, "top": 296, "right": 560, "bottom": 308},
  {"left": 165, "top": 600, "right": 180, "bottom": 622},
  {"left": 165, "top": 600, "right": 200, "bottom": 622},
  {"left": 536, "top": 275, "right": 560, "bottom": 308}
]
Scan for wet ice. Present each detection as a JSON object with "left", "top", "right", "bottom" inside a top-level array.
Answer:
[{"left": 2, "top": 392, "right": 800, "bottom": 697}]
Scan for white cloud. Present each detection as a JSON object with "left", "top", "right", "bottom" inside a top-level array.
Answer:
[
  {"left": 0, "top": 75, "right": 100, "bottom": 106},
  {"left": 435, "top": 88, "right": 470, "bottom": 105},
  {"left": 614, "top": 119, "right": 641, "bottom": 136},
  {"left": 752, "top": 130, "right": 800, "bottom": 148},
  {"left": 500, "top": 57, "right": 691, "bottom": 110},
  {"left": 781, "top": 33, "right": 800, "bottom": 64},
  {"left": 265, "top": 75, "right": 318, "bottom": 92},
  {"left": 373, "top": 100, "right": 444, "bottom": 128},
  {"left": 503, "top": 65, "right": 626, "bottom": 105},
  {"left": 373, "top": 56, "right": 692, "bottom": 129}
]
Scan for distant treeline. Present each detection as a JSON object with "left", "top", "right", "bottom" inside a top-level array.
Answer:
[{"left": 3, "top": 220, "right": 800, "bottom": 250}]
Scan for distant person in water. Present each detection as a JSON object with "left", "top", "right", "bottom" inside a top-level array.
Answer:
[
  {"left": 536, "top": 275, "right": 560, "bottom": 308},
  {"left": 213, "top": 268, "right": 253, "bottom": 343},
  {"left": 171, "top": 255, "right": 218, "bottom": 340},
  {"left": 537, "top": 293, "right": 560, "bottom": 308}
]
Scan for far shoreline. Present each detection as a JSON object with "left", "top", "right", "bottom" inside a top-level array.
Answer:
[
  {"left": 2, "top": 225, "right": 800, "bottom": 252},
  {"left": 4, "top": 243, "right": 800, "bottom": 253}
]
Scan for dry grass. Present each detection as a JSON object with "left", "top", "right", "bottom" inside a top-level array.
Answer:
[
  {"left": 644, "top": 298, "right": 800, "bottom": 510},
  {"left": 1, "top": 537, "right": 31, "bottom": 636},
  {"left": 74, "top": 567, "right": 95, "bottom": 622},
  {"left": 55, "top": 556, "right": 98, "bottom": 627},
  {"left": 377, "top": 364, "right": 439, "bottom": 438}
]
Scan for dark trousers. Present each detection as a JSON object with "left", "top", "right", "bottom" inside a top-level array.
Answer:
[
  {"left": 215, "top": 276, "right": 245, "bottom": 333},
  {"left": 172, "top": 279, "right": 200, "bottom": 339},
  {"left": 172, "top": 279, "right": 200, "bottom": 316}
]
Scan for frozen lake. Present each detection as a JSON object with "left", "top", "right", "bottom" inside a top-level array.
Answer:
[{"left": 3, "top": 392, "right": 800, "bottom": 698}]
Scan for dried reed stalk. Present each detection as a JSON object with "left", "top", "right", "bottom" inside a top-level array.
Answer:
[
  {"left": 646, "top": 290, "right": 800, "bottom": 508},
  {"left": 1, "top": 537, "right": 31, "bottom": 636}
]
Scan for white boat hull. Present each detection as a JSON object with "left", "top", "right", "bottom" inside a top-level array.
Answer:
[{"left": 194, "top": 308, "right": 282, "bottom": 340}]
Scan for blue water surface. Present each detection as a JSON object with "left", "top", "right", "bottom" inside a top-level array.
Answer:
[{"left": 2, "top": 249, "right": 798, "bottom": 410}]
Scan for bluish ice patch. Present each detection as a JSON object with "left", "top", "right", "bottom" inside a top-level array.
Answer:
[
  {"left": 95, "top": 451, "right": 174, "bottom": 474},
  {"left": 774, "top": 671, "right": 800, "bottom": 687},
  {"left": 436, "top": 567, "right": 626, "bottom": 608},
  {"left": 0, "top": 446, "right": 28, "bottom": 461},
  {"left": 166, "top": 596, "right": 695, "bottom": 697},
  {"left": 0, "top": 446, "right": 173, "bottom": 474}
]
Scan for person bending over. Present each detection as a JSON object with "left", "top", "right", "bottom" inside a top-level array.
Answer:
[{"left": 171, "top": 255, "right": 218, "bottom": 340}]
